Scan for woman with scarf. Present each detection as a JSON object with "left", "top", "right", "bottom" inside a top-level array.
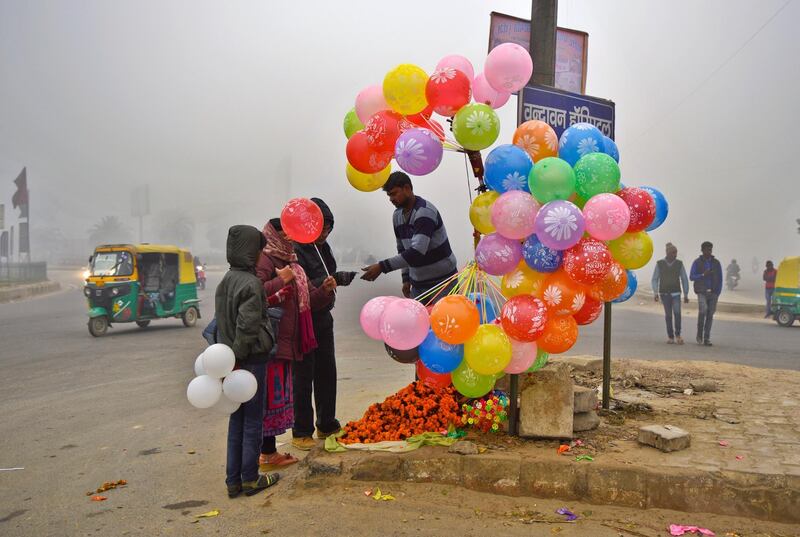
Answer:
[{"left": 256, "top": 218, "right": 336, "bottom": 467}]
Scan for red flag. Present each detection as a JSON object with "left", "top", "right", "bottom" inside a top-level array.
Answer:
[{"left": 12, "top": 167, "right": 28, "bottom": 218}]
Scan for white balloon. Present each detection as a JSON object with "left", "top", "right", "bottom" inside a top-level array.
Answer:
[
  {"left": 186, "top": 375, "right": 222, "bottom": 409},
  {"left": 211, "top": 394, "right": 241, "bottom": 414},
  {"left": 222, "top": 369, "right": 258, "bottom": 403},
  {"left": 194, "top": 353, "right": 207, "bottom": 376},
  {"left": 202, "top": 344, "right": 235, "bottom": 379}
]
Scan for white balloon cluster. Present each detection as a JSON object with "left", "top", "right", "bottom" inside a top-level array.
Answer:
[{"left": 186, "top": 344, "right": 258, "bottom": 414}]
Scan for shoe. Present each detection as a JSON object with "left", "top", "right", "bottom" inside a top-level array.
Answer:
[
  {"left": 703, "top": 340, "right": 713, "bottom": 346},
  {"left": 227, "top": 483, "right": 242, "bottom": 498},
  {"left": 696, "top": 336, "right": 703, "bottom": 345},
  {"left": 241, "top": 473, "right": 280, "bottom": 496},
  {"left": 316, "top": 427, "right": 342, "bottom": 439},
  {"left": 667, "top": 338, "right": 675, "bottom": 344},
  {"left": 676, "top": 336, "right": 684, "bottom": 345},
  {"left": 291, "top": 436, "right": 317, "bottom": 451},
  {"left": 260, "top": 452, "right": 298, "bottom": 471}
]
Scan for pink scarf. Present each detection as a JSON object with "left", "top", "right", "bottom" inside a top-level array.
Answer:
[{"left": 262, "top": 222, "right": 317, "bottom": 355}]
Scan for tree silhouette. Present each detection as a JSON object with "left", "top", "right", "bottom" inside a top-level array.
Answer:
[
  {"left": 154, "top": 212, "right": 195, "bottom": 247},
  {"left": 88, "top": 216, "right": 132, "bottom": 245}
]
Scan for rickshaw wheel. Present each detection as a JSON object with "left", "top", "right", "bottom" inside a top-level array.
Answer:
[
  {"left": 136, "top": 320, "right": 151, "bottom": 328},
  {"left": 776, "top": 309, "right": 795, "bottom": 327},
  {"left": 183, "top": 306, "right": 199, "bottom": 327},
  {"left": 88, "top": 317, "right": 109, "bottom": 337}
]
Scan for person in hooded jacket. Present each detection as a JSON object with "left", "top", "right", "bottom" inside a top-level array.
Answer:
[
  {"left": 256, "top": 218, "right": 337, "bottom": 461},
  {"left": 293, "top": 198, "right": 356, "bottom": 446},
  {"left": 215, "top": 225, "right": 279, "bottom": 498}
]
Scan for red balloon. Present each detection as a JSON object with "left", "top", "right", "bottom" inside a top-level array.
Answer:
[
  {"left": 500, "top": 295, "right": 549, "bottom": 342},
  {"left": 280, "top": 198, "right": 323, "bottom": 244},
  {"left": 425, "top": 68, "right": 471, "bottom": 117},
  {"left": 409, "top": 103, "right": 435, "bottom": 121},
  {"left": 346, "top": 130, "right": 391, "bottom": 173},
  {"left": 573, "top": 295, "right": 603, "bottom": 325},
  {"left": 416, "top": 361, "right": 452, "bottom": 390},
  {"left": 618, "top": 187, "right": 656, "bottom": 232},
  {"left": 563, "top": 237, "right": 613, "bottom": 285},
  {"left": 402, "top": 115, "right": 446, "bottom": 142},
  {"left": 364, "top": 110, "right": 402, "bottom": 161}
]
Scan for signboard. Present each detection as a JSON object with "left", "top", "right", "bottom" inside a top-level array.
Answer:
[
  {"left": 518, "top": 85, "right": 615, "bottom": 140},
  {"left": 489, "top": 12, "right": 588, "bottom": 94},
  {"left": 19, "top": 222, "right": 29, "bottom": 254},
  {"left": 0, "top": 204, "right": 4, "bottom": 230},
  {"left": 131, "top": 185, "right": 150, "bottom": 218}
]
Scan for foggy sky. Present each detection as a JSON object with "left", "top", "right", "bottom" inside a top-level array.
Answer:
[{"left": 1, "top": 0, "right": 798, "bottom": 268}]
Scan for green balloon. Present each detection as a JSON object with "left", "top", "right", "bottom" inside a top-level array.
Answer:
[
  {"left": 528, "top": 157, "right": 576, "bottom": 203},
  {"left": 452, "top": 103, "right": 500, "bottom": 151},
  {"left": 526, "top": 349, "right": 549, "bottom": 373},
  {"left": 452, "top": 360, "right": 495, "bottom": 398},
  {"left": 343, "top": 108, "right": 364, "bottom": 139},
  {"left": 574, "top": 152, "right": 621, "bottom": 199}
]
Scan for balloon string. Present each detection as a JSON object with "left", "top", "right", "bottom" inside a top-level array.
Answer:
[
  {"left": 463, "top": 153, "right": 474, "bottom": 204},
  {"left": 417, "top": 114, "right": 463, "bottom": 150},
  {"left": 313, "top": 243, "right": 336, "bottom": 295},
  {"left": 414, "top": 267, "right": 463, "bottom": 305}
]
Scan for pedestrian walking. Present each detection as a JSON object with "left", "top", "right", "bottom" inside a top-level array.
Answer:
[
  {"left": 689, "top": 241, "right": 723, "bottom": 346},
  {"left": 214, "top": 225, "right": 279, "bottom": 497},
  {"left": 763, "top": 260, "right": 778, "bottom": 318},
  {"left": 651, "top": 243, "right": 689, "bottom": 344}
]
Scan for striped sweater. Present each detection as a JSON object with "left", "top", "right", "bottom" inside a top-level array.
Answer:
[{"left": 379, "top": 196, "right": 458, "bottom": 287}]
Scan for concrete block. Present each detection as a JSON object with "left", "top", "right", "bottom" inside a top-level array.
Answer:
[
  {"left": 573, "top": 385, "right": 598, "bottom": 413},
  {"left": 519, "top": 362, "right": 573, "bottom": 439},
  {"left": 403, "top": 454, "right": 461, "bottom": 484},
  {"left": 573, "top": 411, "right": 600, "bottom": 432},
  {"left": 448, "top": 440, "right": 478, "bottom": 455},
  {"left": 519, "top": 459, "right": 587, "bottom": 500},
  {"left": 351, "top": 455, "right": 403, "bottom": 481},
  {"left": 586, "top": 465, "right": 647, "bottom": 508},
  {"left": 550, "top": 355, "right": 602, "bottom": 373},
  {"left": 690, "top": 379, "right": 720, "bottom": 392},
  {"left": 461, "top": 455, "right": 521, "bottom": 494},
  {"left": 638, "top": 425, "right": 691, "bottom": 452}
]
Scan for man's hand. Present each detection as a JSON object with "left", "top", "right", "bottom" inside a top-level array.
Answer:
[
  {"left": 277, "top": 265, "right": 295, "bottom": 284},
  {"left": 702, "top": 269, "right": 712, "bottom": 277},
  {"left": 334, "top": 271, "right": 357, "bottom": 287},
  {"left": 654, "top": 295, "right": 660, "bottom": 303},
  {"left": 684, "top": 296, "right": 690, "bottom": 304},
  {"left": 360, "top": 264, "right": 382, "bottom": 282},
  {"left": 322, "top": 275, "right": 337, "bottom": 293},
  {"left": 402, "top": 282, "right": 412, "bottom": 298}
]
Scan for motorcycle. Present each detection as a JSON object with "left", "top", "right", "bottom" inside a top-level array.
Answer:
[
  {"left": 725, "top": 273, "right": 739, "bottom": 291},
  {"left": 196, "top": 264, "right": 206, "bottom": 290}
]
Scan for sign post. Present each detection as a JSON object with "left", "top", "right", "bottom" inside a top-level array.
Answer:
[{"left": 518, "top": 84, "right": 615, "bottom": 139}]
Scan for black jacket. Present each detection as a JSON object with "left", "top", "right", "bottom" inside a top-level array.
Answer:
[
  {"left": 215, "top": 225, "right": 275, "bottom": 363},
  {"left": 296, "top": 198, "right": 338, "bottom": 319}
]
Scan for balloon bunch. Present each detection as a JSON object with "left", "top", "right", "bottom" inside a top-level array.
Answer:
[
  {"left": 187, "top": 344, "right": 258, "bottom": 414},
  {"left": 343, "top": 44, "right": 533, "bottom": 192},
  {"left": 461, "top": 391, "right": 509, "bottom": 433}
]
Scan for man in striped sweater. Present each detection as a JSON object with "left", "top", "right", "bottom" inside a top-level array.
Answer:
[{"left": 361, "top": 172, "right": 458, "bottom": 301}]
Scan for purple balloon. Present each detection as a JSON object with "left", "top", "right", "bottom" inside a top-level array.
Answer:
[
  {"left": 475, "top": 233, "right": 523, "bottom": 275},
  {"left": 534, "top": 200, "right": 585, "bottom": 251},
  {"left": 395, "top": 128, "right": 443, "bottom": 176}
]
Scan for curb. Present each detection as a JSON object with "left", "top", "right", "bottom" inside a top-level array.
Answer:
[
  {"left": 304, "top": 447, "right": 800, "bottom": 524},
  {"left": 0, "top": 281, "right": 62, "bottom": 303},
  {"left": 632, "top": 292, "right": 764, "bottom": 315}
]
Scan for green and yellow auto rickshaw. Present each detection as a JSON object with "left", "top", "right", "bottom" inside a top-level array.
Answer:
[
  {"left": 771, "top": 256, "right": 800, "bottom": 327},
  {"left": 84, "top": 244, "right": 201, "bottom": 336}
]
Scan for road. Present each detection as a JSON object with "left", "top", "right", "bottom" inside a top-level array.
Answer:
[{"left": 0, "top": 269, "right": 797, "bottom": 535}]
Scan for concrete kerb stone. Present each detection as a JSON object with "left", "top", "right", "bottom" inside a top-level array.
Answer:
[{"left": 0, "top": 280, "right": 61, "bottom": 303}]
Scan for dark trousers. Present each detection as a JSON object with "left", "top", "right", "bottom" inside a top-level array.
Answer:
[
  {"left": 697, "top": 293, "right": 718, "bottom": 342},
  {"left": 292, "top": 313, "right": 340, "bottom": 438},
  {"left": 660, "top": 293, "right": 682, "bottom": 339},
  {"left": 226, "top": 361, "right": 266, "bottom": 486},
  {"left": 765, "top": 288, "right": 774, "bottom": 316}
]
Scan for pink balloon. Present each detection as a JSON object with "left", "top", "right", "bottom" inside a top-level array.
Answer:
[
  {"left": 485, "top": 43, "right": 533, "bottom": 93},
  {"left": 504, "top": 339, "right": 538, "bottom": 374},
  {"left": 475, "top": 233, "right": 523, "bottom": 276},
  {"left": 355, "top": 85, "right": 388, "bottom": 124},
  {"left": 380, "top": 298, "right": 430, "bottom": 351},
  {"left": 435, "top": 54, "right": 475, "bottom": 83},
  {"left": 360, "top": 296, "right": 399, "bottom": 340},
  {"left": 583, "top": 193, "right": 631, "bottom": 241},
  {"left": 490, "top": 190, "right": 540, "bottom": 240},
  {"left": 472, "top": 72, "right": 511, "bottom": 109}
]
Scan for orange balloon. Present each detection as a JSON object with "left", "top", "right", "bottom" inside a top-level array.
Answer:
[
  {"left": 512, "top": 120, "right": 559, "bottom": 163},
  {"left": 537, "top": 315, "right": 579, "bottom": 354},
  {"left": 589, "top": 261, "right": 628, "bottom": 302},
  {"left": 540, "top": 269, "right": 588, "bottom": 317},
  {"left": 501, "top": 261, "right": 548, "bottom": 299},
  {"left": 429, "top": 295, "right": 480, "bottom": 344}
]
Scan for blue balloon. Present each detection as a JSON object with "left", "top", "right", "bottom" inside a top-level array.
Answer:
[
  {"left": 640, "top": 186, "right": 668, "bottom": 231},
  {"left": 419, "top": 329, "right": 464, "bottom": 374},
  {"left": 558, "top": 123, "right": 604, "bottom": 166},
  {"left": 613, "top": 270, "right": 638, "bottom": 303},
  {"left": 484, "top": 144, "right": 533, "bottom": 193},
  {"left": 522, "top": 234, "right": 562, "bottom": 273},
  {"left": 468, "top": 292, "right": 497, "bottom": 324},
  {"left": 602, "top": 136, "right": 619, "bottom": 163}
]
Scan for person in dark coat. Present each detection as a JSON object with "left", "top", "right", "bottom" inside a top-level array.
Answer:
[
  {"left": 215, "top": 225, "right": 279, "bottom": 498},
  {"left": 293, "top": 198, "right": 356, "bottom": 446},
  {"left": 689, "top": 241, "right": 723, "bottom": 346}
]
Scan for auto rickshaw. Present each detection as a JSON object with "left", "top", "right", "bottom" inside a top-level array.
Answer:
[
  {"left": 84, "top": 243, "right": 201, "bottom": 336},
  {"left": 771, "top": 256, "right": 800, "bottom": 327}
]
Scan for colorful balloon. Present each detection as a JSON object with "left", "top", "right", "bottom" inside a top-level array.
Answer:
[
  {"left": 346, "top": 163, "right": 391, "bottom": 192},
  {"left": 436, "top": 54, "right": 475, "bottom": 82},
  {"left": 380, "top": 298, "right": 430, "bottom": 351},
  {"left": 563, "top": 237, "right": 613, "bottom": 285},
  {"left": 346, "top": 130, "right": 391, "bottom": 174},
  {"left": 469, "top": 190, "right": 499, "bottom": 234},
  {"left": 451, "top": 360, "right": 495, "bottom": 398},
  {"left": 640, "top": 186, "right": 669, "bottom": 232},
  {"left": 343, "top": 108, "right": 365, "bottom": 139},
  {"left": 464, "top": 324, "right": 512, "bottom": 375},
  {"left": 618, "top": 187, "right": 656, "bottom": 232},
  {"left": 603, "top": 136, "right": 620, "bottom": 162},
  {"left": 573, "top": 295, "right": 603, "bottom": 325},
  {"left": 504, "top": 339, "right": 538, "bottom": 374},
  {"left": 280, "top": 198, "right": 324, "bottom": 243},
  {"left": 365, "top": 110, "right": 402, "bottom": 161},
  {"left": 475, "top": 232, "right": 523, "bottom": 276},
  {"left": 355, "top": 85, "right": 388, "bottom": 124},
  {"left": 608, "top": 231, "right": 654, "bottom": 270},
  {"left": 613, "top": 270, "right": 638, "bottom": 303},
  {"left": 430, "top": 294, "right": 480, "bottom": 345},
  {"left": 500, "top": 295, "right": 549, "bottom": 342},
  {"left": 384, "top": 343, "right": 419, "bottom": 364},
  {"left": 526, "top": 348, "right": 549, "bottom": 372},
  {"left": 452, "top": 103, "right": 500, "bottom": 151},
  {"left": 485, "top": 144, "right": 533, "bottom": 193},
  {"left": 541, "top": 269, "right": 587, "bottom": 317},
  {"left": 537, "top": 315, "right": 579, "bottom": 354},
  {"left": 574, "top": 152, "right": 621, "bottom": 199},
  {"left": 472, "top": 72, "right": 510, "bottom": 108},
  {"left": 484, "top": 43, "right": 533, "bottom": 93},
  {"left": 490, "top": 190, "right": 539, "bottom": 240},
  {"left": 528, "top": 157, "right": 576, "bottom": 203},
  {"left": 583, "top": 193, "right": 631, "bottom": 241},
  {"left": 522, "top": 234, "right": 563, "bottom": 273},
  {"left": 383, "top": 64, "right": 428, "bottom": 116},
  {"left": 425, "top": 68, "right": 471, "bottom": 117},
  {"left": 534, "top": 200, "right": 585, "bottom": 251},
  {"left": 501, "top": 260, "right": 548, "bottom": 298},
  {"left": 558, "top": 122, "right": 604, "bottom": 166},
  {"left": 419, "top": 329, "right": 464, "bottom": 373},
  {"left": 513, "top": 120, "right": 559, "bottom": 163},
  {"left": 394, "top": 128, "right": 443, "bottom": 176},
  {"left": 416, "top": 360, "right": 452, "bottom": 390},
  {"left": 589, "top": 261, "right": 628, "bottom": 302},
  {"left": 360, "top": 296, "right": 400, "bottom": 340}
]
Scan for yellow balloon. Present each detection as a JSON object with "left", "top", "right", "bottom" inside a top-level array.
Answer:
[
  {"left": 383, "top": 64, "right": 428, "bottom": 115},
  {"left": 608, "top": 231, "right": 654, "bottom": 270},
  {"left": 346, "top": 163, "right": 391, "bottom": 192},
  {"left": 464, "top": 324, "right": 512, "bottom": 376},
  {"left": 469, "top": 191, "right": 499, "bottom": 235},
  {"left": 501, "top": 261, "right": 549, "bottom": 298}
]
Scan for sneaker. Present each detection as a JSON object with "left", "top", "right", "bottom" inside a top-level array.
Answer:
[
  {"left": 227, "top": 483, "right": 242, "bottom": 498},
  {"left": 241, "top": 473, "right": 279, "bottom": 496},
  {"left": 696, "top": 336, "right": 703, "bottom": 345},
  {"left": 676, "top": 336, "right": 684, "bottom": 345},
  {"left": 703, "top": 340, "right": 713, "bottom": 346},
  {"left": 316, "top": 427, "right": 342, "bottom": 439},
  {"left": 291, "top": 436, "right": 317, "bottom": 451},
  {"left": 667, "top": 338, "right": 675, "bottom": 344}
]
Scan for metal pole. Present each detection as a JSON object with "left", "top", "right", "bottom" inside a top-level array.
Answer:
[
  {"left": 602, "top": 301, "right": 612, "bottom": 409},
  {"left": 139, "top": 215, "right": 143, "bottom": 243}
]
